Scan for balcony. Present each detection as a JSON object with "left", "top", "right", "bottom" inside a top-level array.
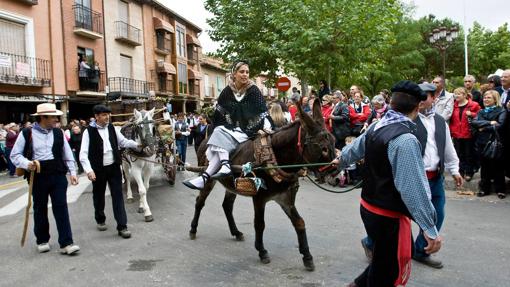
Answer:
[
  {"left": 151, "top": 70, "right": 175, "bottom": 95},
  {"left": 73, "top": 4, "right": 103, "bottom": 39},
  {"left": 107, "top": 77, "right": 153, "bottom": 101},
  {"left": 76, "top": 69, "right": 106, "bottom": 97},
  {"left": 154, "top": 33, "right": 172, "bottom": 55},
  {"left": 0, "top": 52, "right": 51, "bottom": 87},
  {"left": 18, "top": 0, "right": 38, "bottom": 5},
  {"left": 115, "top": 21, "right": 141, "bottom": 46}
]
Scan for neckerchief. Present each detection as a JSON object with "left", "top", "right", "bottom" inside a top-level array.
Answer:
[{"left": 374, "top": 109, "right": 414, "bottom": 131}]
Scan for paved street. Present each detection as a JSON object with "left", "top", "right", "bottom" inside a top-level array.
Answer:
[{"left": 0, "top": 147, "right": 509, "bottom": 287}]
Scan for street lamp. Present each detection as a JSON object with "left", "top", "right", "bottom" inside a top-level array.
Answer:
[{"left": 428, "top": 26, "right": 459, "bottom": 78}]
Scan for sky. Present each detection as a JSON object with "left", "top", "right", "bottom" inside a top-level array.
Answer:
[{"left": 163, "top": 0, "right": 509, "bottom": 54}]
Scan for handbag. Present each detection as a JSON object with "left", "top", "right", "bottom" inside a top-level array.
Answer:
[{"left": 482, "top": 129, "right": 503, "bottom": 160}]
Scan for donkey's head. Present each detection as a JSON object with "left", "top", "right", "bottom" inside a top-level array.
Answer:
[
  {"left": 295, "top": 98, "right": 336, "bottom": 169},
  {"left": 133, "top": 108, "right": 156, "bottom": 149}
]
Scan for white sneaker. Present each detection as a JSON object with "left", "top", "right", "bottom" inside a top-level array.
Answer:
[
  {"left": 60, "top": 244, "right": 80, "bottom": 255},
  {"left": 37, "top": 243, "right": 50, "bottom": 253}
]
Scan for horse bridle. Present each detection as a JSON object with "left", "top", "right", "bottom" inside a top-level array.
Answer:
[
  {"left": 296, "top": 126, "right": 332, "bottom": 163},
  {"left": 134, "top": 118, "right": 156, "bottom": 150}
]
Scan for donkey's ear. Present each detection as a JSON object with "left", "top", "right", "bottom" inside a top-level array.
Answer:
[
  {"left": 134, "top": 109, "right": 141, "bottom": 118},
  {"left": 148, "top": 107, "right": 156, "bottom": 117},
  {"left": 312, "top": 98, "right": 325, "bottom": 127},
  {"left": 298, "top": 98, "right": 318, "bottom": 134}
]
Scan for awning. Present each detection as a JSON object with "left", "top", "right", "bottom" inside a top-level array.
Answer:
[
  {"left": 153, "top": 17, "right": 174, "bottom": 34},
  {"left": 157, "top": 62, "right": 176, "bottom": 74},
  {"left": 186, "top": 34, "right": 201, "bottom": 47},
  {"left": 187, "top": 68, "right": 202, "bottom": 80}
]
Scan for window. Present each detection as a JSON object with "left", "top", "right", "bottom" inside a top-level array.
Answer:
[
  {"left": 120, "top": 54, "right": 132, "bottom": 78},
  {"left": 178, "top": 63, "right": 187, "bottom": 94},
  {"left": 155, "top": 30, "right": 171, "bottom": 53},
  {"left": 77, "top": 47, "right": 94, "bottom": 66},
  {"left": 176, "top": 26, "right": 186, "bottom": 57},
  {"left": 0, "top": 19, "right": 26, "bottom": 56},
  {"left": 204, "top": 74, "right": 210, "bottom": 97},
  {"left": 75, "top": 0, "right": 91, "bottom": 8},
  {"left": 187, "top": 45, "right": 198, "bottom": 61},
  {"left": 118, "top": 1, "right": 129, "bottom": 23},
  {"left": 216, "top": 75, "right": 224, "bottom": 94}
]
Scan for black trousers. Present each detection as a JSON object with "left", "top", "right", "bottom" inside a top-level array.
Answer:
[
  {"left": 354, "top": 206, "right": 410, "bottom": 287},
  {"left": 453, "top": 138, "right": 475, "bottom": 177},
  {"left": 479, "top": 157, "right": 506, "bottom": 194},
  {"left": 32, "top": 173, "right": 73, "bottom": 248},
  {"left": 92, "top": 164, "right": 127, "bottom": 231}
]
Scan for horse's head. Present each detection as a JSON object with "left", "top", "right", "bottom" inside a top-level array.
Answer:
[
  {"left": 133, "top": 108, "right": 156, "bottom": 149},
  {"left": 295, "top": 98, "right": 336, "bottom": 170}
]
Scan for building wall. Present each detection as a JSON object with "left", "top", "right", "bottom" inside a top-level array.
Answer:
[
  {"left": 104, "top": 0, "right": 145, "bottom": 81},
  {"left": 0, "top": 0, "right": 65, "bottom": 96},
  {"left": 61, "top": 0, "right": 106, "bottom": 92}
]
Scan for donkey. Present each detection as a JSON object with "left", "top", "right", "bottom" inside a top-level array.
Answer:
[
  {"left": 121, "top": 108, "right": 157, "bottom": 222},
  {"left": 188, "top": 100, "right": 336, "bottom": 271}
]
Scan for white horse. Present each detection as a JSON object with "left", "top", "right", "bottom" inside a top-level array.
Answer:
[{"left": 121, "top": 108, "right": 157, "bottom": 222}]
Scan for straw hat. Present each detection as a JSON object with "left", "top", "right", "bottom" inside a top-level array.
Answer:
[{"left": 31, "top": 103, "right": 64, "bottom": 116}]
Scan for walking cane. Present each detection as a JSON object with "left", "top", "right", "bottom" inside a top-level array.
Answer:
[{"left": 20, "top": 160, "right": 40, "bottom": 247}]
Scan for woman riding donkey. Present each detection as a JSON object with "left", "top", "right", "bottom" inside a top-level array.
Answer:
[{"left": 183, "top": 60, "right": 273, "bottom": 190}]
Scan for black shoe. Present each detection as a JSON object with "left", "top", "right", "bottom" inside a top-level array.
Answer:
[
  {"left": 361, "top": 239, "right": 373, "bottom": 261},
  {"left": 413, "top": 255, "right": 443, "bottom": 269},
  {"left": 498, "top": 193, "right": 506, "bottom": 199},
  {"left": 182, "top": 172, "right": 210, "bottom": 190},
  {"left": 211, "top": 160, "right": 232, "bottom": 179},
  {"left": 118, "top": 229, "right": 131, "bottom": 239},
  {"left": 477, "top": 191, "right": 487, "bottom": 197}
]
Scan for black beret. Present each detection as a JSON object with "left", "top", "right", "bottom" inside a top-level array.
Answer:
[
  {"left": 92, "top": 104, "right": 112, "bottom": 114},
  {"left": 391, "top": 80, "right": 427, "bottom": 101}
]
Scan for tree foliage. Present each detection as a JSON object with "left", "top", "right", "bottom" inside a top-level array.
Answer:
[{"left": 205, "top": 0, "right": 510, "bottom": 96}]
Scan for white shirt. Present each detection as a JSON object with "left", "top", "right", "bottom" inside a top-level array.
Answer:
[
  {"left": 80, "top": 124, "right": 138, "bottom": 174},
  {"left": 501, "top": 88, "right": 509, "bottom": 107},
  {"left": 434, "top": 90, "right": 454, "bottom": 122},
  {"left": 418, "top": 113, "right": 460, "bottom": 176},
  {"left": 10, "top": 125, "right": 77, "bottom": 176}
]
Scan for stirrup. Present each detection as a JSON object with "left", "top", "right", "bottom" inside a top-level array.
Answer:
[
  {"left": 183, "top": 172, "right": 211, "bottom": 190},
  {"left": 211, "top": 160, "right": 232, "bottom": 179}
]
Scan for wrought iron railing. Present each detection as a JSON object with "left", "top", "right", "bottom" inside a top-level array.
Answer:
[
  {"left": 107, "top": 77, "right": 153, "bottom": 98},
  {"left": 0, "top": 52, "right": 51, "bottom": 87},
  {"left": 73, "top": 4, "right": 103, "bottom": 35},
  {"left": 115, "top": 21, "right": 141, "bottom": 45},
  {"left": 77, "top": 69, "right": 105, "bottom": 92}
]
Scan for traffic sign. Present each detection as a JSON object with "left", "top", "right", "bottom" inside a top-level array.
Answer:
[{"left": 276, "top": 77, "right": 291, "bottom": 92}]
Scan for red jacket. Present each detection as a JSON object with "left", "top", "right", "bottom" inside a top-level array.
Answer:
[
  {"left": 348, "top": 103, "right": 371, "bottom": 127},
  {"left": 321, "top": 104, "right": 334, "bottom": 132},
  {"left": 289, "top": 105, "right": 298, "bottom": 121},
  {"left": 449, "top": 99, "right": 481, "bottom": 139}
]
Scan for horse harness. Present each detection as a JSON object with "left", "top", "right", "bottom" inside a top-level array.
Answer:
[
  {"left": 121, "top": 118, "right": 157, "bottom": 160},
  {"left": 253, "top": 132, "right": 304, "bottom": 183}
]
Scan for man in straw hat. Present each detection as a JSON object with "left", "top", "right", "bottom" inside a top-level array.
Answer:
[{"left": 10, "top": 103, "right": 80, "bottom": 255}]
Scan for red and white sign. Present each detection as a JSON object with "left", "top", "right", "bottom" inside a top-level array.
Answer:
[{"left": 276, "top": 77, "right": 291, "bottom": 92}]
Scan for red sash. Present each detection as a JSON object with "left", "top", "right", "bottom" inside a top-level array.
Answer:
[{"left": 361, "top": 199, "right": 412, "bottom": 287}]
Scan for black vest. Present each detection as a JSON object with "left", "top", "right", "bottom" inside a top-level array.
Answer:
[
  {"left": 414, "top": 114, "right": 446, "bottom": 173},
  {"left": 22, "top": 127, "right": 67, "bottom": 175},
  {"left": 361, "top": 122, "right": 415, "bottom": 217},
  {"left": 87, "top": 124, "right": 121, "bottom": 170}
]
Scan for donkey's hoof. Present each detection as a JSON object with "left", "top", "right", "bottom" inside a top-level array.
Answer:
[
  {"left": 144, "top": 215, "right": 153, "bottom": 222},
  {"left": 259, "top": 252, "right": 271, "bottom": 264},
  {"left": 234, "top": 232, "right": 244, "bottom": 241},
  {"left": 303, "top": 258, "right": 315, "bottom": 271},
  {"left": 137, "top": 207, "right": 144, "bottom": 213},
  {"left": 127, "top": 198, "right": 134, "bottom": 204},
  {"left": 189, "top": 232, "right": 197, "bottom": 240}
]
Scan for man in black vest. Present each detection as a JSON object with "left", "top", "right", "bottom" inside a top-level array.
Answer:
[
  {"left": 334, "top": 81, "right": 442, "bottom": 287},
  {"left": 412, "top": 83, "right": 463, "bottom": 268},
  {"left": 10, "top": 103, "right": 80, "bottom": 255},
  {"left": 80, "top": 105, "right": 140, "bottom": 239}
]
